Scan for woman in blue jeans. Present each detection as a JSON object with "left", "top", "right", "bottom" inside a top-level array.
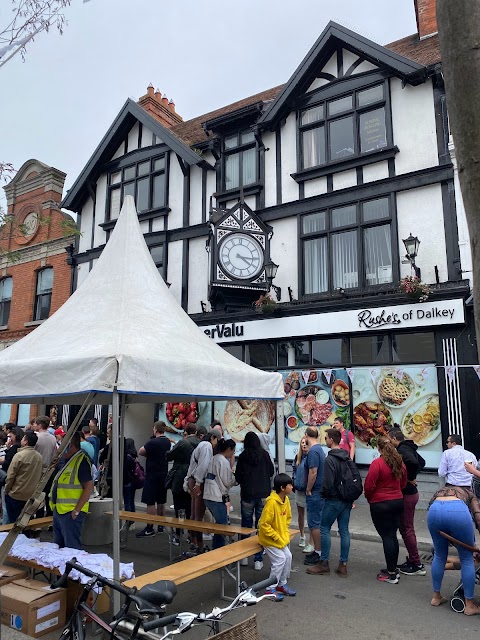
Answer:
[
  {"left": 427, "top": 486, "right": 480, "bottom": 614},
  {"left": 203, "top": 439, "right": 236, "bottom": 549},
  {"left": 235, "top": 432, "right": 274, "bottom": 569}
]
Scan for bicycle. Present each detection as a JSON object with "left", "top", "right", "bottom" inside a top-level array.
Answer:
[{"left": 52, "top": 557, "right": 177, "bottom": 640}]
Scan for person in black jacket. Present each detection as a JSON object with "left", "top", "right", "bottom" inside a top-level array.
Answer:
[
  {"left": 307, "top": 428, "right": 352, "bottom": 577},
  {"left": 389, "top": 426, "right": 426, "bottom": 576},
  {"left": 235, "top": 431, "right": 274, "bottom": 570}
]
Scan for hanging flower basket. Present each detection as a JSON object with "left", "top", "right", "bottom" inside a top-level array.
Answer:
[
  {"left": 254, "top": 293, "right": 278, "bottom": 314},
  {"left": 399, "top": 276, "right": 431, "bottom": 302}
]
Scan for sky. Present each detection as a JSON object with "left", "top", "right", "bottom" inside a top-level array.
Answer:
[{"left": 0, "top": 0, "right": 417, "bottom": 207}]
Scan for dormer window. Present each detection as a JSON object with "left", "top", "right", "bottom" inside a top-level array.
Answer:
[
  {"left": 299, "top": 83, "right": 388, "bottom": 170},
  {"left": 223, "top": 130, "right": 257, "bottom": 191}
]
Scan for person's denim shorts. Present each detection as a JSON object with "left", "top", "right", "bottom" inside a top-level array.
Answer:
[{"left": 306, "top": 492, "right": 324, "bottom": 530}]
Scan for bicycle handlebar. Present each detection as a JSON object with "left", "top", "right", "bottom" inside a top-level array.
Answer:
[
  {"left": 143, "top": 614, "right": 178, "bottom": 632},
  {"left": 248, "top": 577, "right": 276, "bottom": 593},
  {"left": 50, "top": 558, "right": 133, "bottom": 597}
]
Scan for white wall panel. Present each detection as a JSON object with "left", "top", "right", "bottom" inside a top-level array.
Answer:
[
  {"left": 189, "top": 166, "right": 203, "bottom": 226},
  {"left": 263, "top": 131, "right": 277, "bottom": 207},
  {"left": 351, "top": 60, "right": 377, "bottom": 74},
  {"left": 93, "top": 175, "right": 108, "bottom": 248},
  {"left": 397, "top": 184, "right": 447, "bottom": 283},
  {"left": 332, "top": 169, "right": 357, "bottom": 191},
  {"left": 391, "top": 78, "right": 438, "bottom": 175},
  {"left": 244, "top": 196, "right": 256, "bottom": 210},
  {"left": 140, "top": 220, "right": 149, "bottom": 234},
  {"left": 141, "top": 126, "right": 154, "bottom": 148},
  {"left": 151, "top": 217, "right": 164, "bottom": 232},
  {"left": 362, "top": 161, "right": 389, "bottom": 183},
  {"left": 166, "top": 239, "right": 183, "bottom": 304},
  {"left": 449, "top": 140, "right": 473, "bottom": 281},
  {"left": 112, "top": 142, "right": 124, "bottom": 160},
  {"left": 78, "top": 197, "right": 94, "bottom": 252},
  {"left": 307, "top": 77, "right": 330, "bottom": 91},
  {"left": 168, "top": 155, "right": 184, "bottom": 230},
  {"left": 76, "top": 262, "right": 90, "bottom": 288},
  {"left": 270, "top": 218, "right": 298, "bottom": 301},
  {"left": 124, "top": 403, "right": 155, "bottom": 447},
  {"left": 188, "top": 237, "right": 209, "bottom": 314},
  {"left": 304, "top": 177, "right": 328, "bottom": 198},
  {"left": 280, "top": 113, "right": 299, "bottom": 203},
  {"left": 343, "top": 50, "right": 359, "bottom": 73},
  {"left": 127, "top": 122, "right": 140, "bottom": 153}
]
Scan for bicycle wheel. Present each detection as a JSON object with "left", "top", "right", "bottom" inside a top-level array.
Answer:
[{"left": 59, "top": 612, "right": 85, "bottom": 640}]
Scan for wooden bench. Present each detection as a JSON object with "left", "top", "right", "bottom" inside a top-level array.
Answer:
[
  {"left": 125, "top": 529, "right": 299, "bottom": 601},
  {"left": 0, "top": 516, "right": 53, "bottom": 532},
  {"left": 107, "top": 511, "right": 256, "bottom": 559}
]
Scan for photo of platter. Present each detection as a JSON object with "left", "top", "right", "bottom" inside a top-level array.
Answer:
[
  {"left": 223, "top": 399, "right": 275, "bottom": 443},
  {"left": 401, "top": 394, "right": 441, "bottom": 446},
  {"left": 353, "top": 401, "right": 393, "bottom": 448},
  {"left": 377, "top": 370, "right": 415, "bottom": 408}
]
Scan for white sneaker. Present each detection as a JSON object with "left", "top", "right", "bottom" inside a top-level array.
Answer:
[
  {"left": 203, "top": 533, "right": 213, "bottom": 541},
  {"left": 254, "top": 560, "right": 263, "bottom": 571},
  {"left": 240, "top": 558, "right": 248, "bottom": 566},
  {"left": 299, "top": 536, "right": 306, "bottom": 548},
  {"left": 303, "top": 543, "right": 314, "bottom": 554}
]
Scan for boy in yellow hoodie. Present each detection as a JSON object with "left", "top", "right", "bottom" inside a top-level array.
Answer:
[{"left": 258, "top": 473, "right": 296, "bottom": 598}]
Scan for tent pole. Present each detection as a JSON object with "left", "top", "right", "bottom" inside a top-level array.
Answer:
[
  {"left": 112, "top": 390, "right": 121, "bottom": 612},
  {"left": 275, "top": 400, "right": 285, "bottom": 473}
]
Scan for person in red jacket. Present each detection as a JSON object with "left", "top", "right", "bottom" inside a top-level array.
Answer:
[{"left": 364, "top": 437, "right": 407, "bottom": 584}]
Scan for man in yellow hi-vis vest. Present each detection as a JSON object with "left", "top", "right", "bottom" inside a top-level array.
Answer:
[{"left": 50, "top": 431, "right": 93, "bottom": 549}]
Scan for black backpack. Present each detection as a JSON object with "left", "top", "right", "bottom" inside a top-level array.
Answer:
[{"left": 337, "top": 457, "right": 363, "bottom": 503}]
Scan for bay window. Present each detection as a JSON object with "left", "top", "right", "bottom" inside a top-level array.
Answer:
[{"left": 302, "top": 196, "right": 393, "bottom": 295}]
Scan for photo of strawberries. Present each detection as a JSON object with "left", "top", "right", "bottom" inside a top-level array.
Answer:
[{"left": 165, "top": 401, "right": 199, "bottom": 430}]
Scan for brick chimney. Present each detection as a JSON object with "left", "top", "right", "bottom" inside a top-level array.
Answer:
[
  {"left": 137, "top": 83, "right": 183, "bottom": 128},
  {"left": 414, "top": 0, "right": 438, "bottom": 39}
]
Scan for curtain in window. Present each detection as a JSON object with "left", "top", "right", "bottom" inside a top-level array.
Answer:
[
  {"left": 242, "top": 148, "right": 256, "bottom": 185},
  {"left": 332, "top": 230, "right": 358, "bottom": 289},
  {"left": 302, "top": 126, "right": 325, "bottom": 169},
  {"left": 364, "top": 224, "right": 392, "bottom": 285},
  {"left": 225, "top": 153, "right": 240, "bottom": 189},
  {"left": 304, "top": 237, "right": 328, "bottom": 294}
]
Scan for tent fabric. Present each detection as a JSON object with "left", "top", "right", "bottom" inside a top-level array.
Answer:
[{"left": 0, "top": 197, "right": 283, "bottom": 405}]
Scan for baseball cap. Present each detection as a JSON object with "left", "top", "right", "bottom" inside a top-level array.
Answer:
[{"left": 54, "top": 428, "right": 66, "bottom": 437}]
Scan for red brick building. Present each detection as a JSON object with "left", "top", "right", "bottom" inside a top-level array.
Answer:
[{"left": 1, "top": 159, "right": 75, "bottom": 425}]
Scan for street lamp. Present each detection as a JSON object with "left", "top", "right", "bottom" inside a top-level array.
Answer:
[
  {"left": 264, "top": 259, "right": 281, "bottom": 301},
  {"left": 402, "top": 233, "right": 421, "bottom": 279}
]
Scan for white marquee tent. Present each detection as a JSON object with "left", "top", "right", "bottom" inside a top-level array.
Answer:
[{"left": 0, "top": 197, "right": 283, "bottom": 597}]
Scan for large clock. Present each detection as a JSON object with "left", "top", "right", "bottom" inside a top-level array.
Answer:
[{"left": 219, "top": 233, "right": 264, "bottom": 280}]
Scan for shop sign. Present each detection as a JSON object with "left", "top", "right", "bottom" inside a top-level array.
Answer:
[{"left": 201, "top": 298, "right": 465, "bottom": 343}]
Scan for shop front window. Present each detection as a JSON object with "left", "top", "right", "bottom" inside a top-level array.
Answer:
[
  {"left": 350, "top": 334, "right": 390, "bottom": 365},
  {"left": 392, "top": 332, "right": 435, "bottom": 363},
  {"left": 245, "top": 342, "right": 276, "bottom": 368}
]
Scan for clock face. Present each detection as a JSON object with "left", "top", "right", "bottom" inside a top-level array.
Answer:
[{"left": 219, "top": 233, "right": 264, "bottom": 280}]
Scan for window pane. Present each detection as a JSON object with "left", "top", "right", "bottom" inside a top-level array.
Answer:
[
  {"left": 153, "top": 174, "right": 165, "bottom": 208},
  {"left": 302, "top": 126, "right": 325, "bottom": 168},
  {"left": 392, "top": 332, "right": 435, "bottom": 363},
  {"left": 364, "top": 224, "right": 392, "bottom": 285},
  {"left": 123, "top": 182, "right": 135, "bottom": 203},
  {"left": 358, "top": 84, "right": 384, "bottom": 107},
  {"left": 328, "top": 95, "right": 353, "bottom": 116},
  {"left": 124, "top": 166, "right": 135, "bottom": 181},
  {"left": 225, "top": 153, "right": 240, "bottom": 189},
  {"left": 110, "top": 188, "right": 121, "bottom": 219},
  {"left": 242, "top": 148, "right": 256, "bottom": 185},
  {"left": 245, "top": 342, "right": 276, "bottom": 368},
  {"left": 136, "top": 177, "right": 150, "bottom": 212},
  {"left": 278, "top": 341, "right": 310, "bottom": 367},
  {"left": 0, "top": 277, "right": 12, "bottom": 300},
  {"left": 150, "top": 245, "right": 163, "bottom": 265},
  {"left": 241, "top": 131, "right": 255, "bottom": 144},
  {"left": 350, "top": 334, "right": 390, "bottom": 364},
  {"left": 138, "top": 161, "right": 150, "bottom": 176},
  {"left": 38, "top": 268, "right": 53, "bottom": 293},
  {"left": 302, "top": 211, "right": 326, "bottom": 234},
  {"left": 312, "top": 338, "right": 349, "bottom": 366},
  {"left": 362, "top": 198, "right": 389, "bottom": 222},
  {"left": 331, "top": 204, "right": 357, "bottom": 228},
  {"left": 360, "top": 107, "right": 387, "bottom": 152},
  {"left": 224, "top": 135, "right": 238, "bottom": 149},
  {"left": 222, "top": 345, "right": 243, "bottom": 361},
  {"left": 304, "top": 237, "right": 328, "bottom": 294},
  {"left": 332, "top": 230, "right": 358, "bottom": 289},
  {"left": 301, "top": 105, "right": 324, "bottom": 125},
  {"left": 37, "top": 293, "right": 52, "bottom": 320},
  {"left": 17, "top": 404, "right": 30, "bottom": 426},
  {"left": 0, "top": 301, "right": 10, "bottom": 326},
  {"left": 154, "top": 157, "right": 165, "bottom": 172},
  {"left": 111, "top": 171, "right": 121, "bottom": 185},
  {"left": 329, "top": 116, "right": 354, "bottom": 160}
]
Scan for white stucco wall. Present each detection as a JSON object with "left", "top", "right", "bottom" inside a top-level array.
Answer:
[
  {"left": 396, "top": 184, "right": 447, "bottom": 283},
  {"left": 187, "top": 237, "right": 209, "bottom": 314},
  {"left": 151, "top": 217, "right": 164, "bottom": 232},
  {"left": 78, "top": 197, "right": 94, "bottom": 252},
  {"left": 140, "top": 221, "right": 149, "bottom": 234},
  {"left": 333, "top": 169, "right": 357, "bottom": 191},
  {"left": 304, "top": 177, "right": 328, "bottom": 198},
  {"left": 189, "top": 166, "right": 203, "bottom": 226},
  {"left": 124, "top": 403, "right": 155, "bottom": 449},
  {"left": 93, "top": 175, "right": 108, "bottom": 247},
  {"left": 391, "top": 78, "right": 438, "bottom": 175},
  {"left": 141, "top": 126, "right": 154, "bottom": 148},
  {"left": 76, "top": 262, "right": 90, "bottom": 288},
  {"left": 112, "top": 142, "right": 124, "bottom": 160},
  {"left": 270, "top": 217, "right": 298, "bottom": 301},
  {"left": 449, "top": 140, "right": 473, "bottom": 282},
  {"left": 343, "top": 49, "right": 359, "bottom": 73},
  {"left": 127, "top": 122, "right": 140, "bottom": 153},
  {"left": 307, "top": 77, "right": 330, "bottom": 92},
  {"left": 166, "top": 239, "right": 183, "bottom": 303},
  {"left": 280, "top": 113, "right": 299, "bottom": 203},
  {"left": 351, "top": 60, "right": 377, "bottom": 75},
  {"left": 263, "top": 131, "right": 277, "bottom": 208},
  {"left": 363, "top": 160, "right": 389, "bottom": 183},
  {"left": 168, "top": 155, "right": 184, "bottom": 230}
]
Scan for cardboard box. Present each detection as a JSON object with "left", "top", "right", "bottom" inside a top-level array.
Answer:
[
  {"left": 1, "top": 578, "right": 66, "bottom": 637},
  {"left": 0, "top": 564, "right": 28, "bottom": 586}
]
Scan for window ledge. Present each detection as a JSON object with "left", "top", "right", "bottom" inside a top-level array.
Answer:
[
  {"left": 24, "top": 320, "right": 44, "bottom": 327},
  {"left": 100, "top": 206, "right": 171, "bottom": 231},
  {"left": 291, "top": 146, "right": 399, "bottom": 183},
  {"left": 215, "top": 183, "right": 263, "bottom": 201},
  {"left": 0, "top": 325, "right": 8, "bottom": 331}
]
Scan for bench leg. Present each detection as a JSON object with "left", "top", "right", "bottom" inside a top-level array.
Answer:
[{"left": 220, "top": 560, "right": 241, "bottom": 602}]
